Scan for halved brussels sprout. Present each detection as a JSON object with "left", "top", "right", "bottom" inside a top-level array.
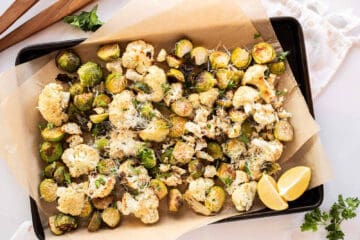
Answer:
[
  {"left": 97, "top": 159, "right": 116, "bottom": 175},
  {"left": 231, "top": 47, "right": 252, "bottom": 69},
  {"left": 241, "top": 120, "right": 254, "bottom": 139},
  {"left": 95, "top": 137, "right": 110, "bottom": 152},
  {"left": 90, "top": 113, "right": 109, "bottom": 124},
  {"left": 215, "top": 69, "right": 232, "bottom": 90},
  {"left": 54, "top": 166, "right": 66, "bottom": 184},
  {"left": 41, "top": 126, "right": 65, "bottom": 142},
  {"left": 56, "top": 50, "right": 81, "bottom": 73},
  {"left": 69, "top": 83, "right": 84, "bottom": 97},
  {"left": 190, "top": 47, "right": 208, "bottom": 65},
  {"left": 137, "top": 147, "right": 157, "bottom": 169},
  {"left": 97, "top": 43, "right": 120, "bottom": 62},
  {"left": 74, "top": 93, "right": 94, "bottom": 111},
  {"left": 260, "top": 161, "right": 281, "bottom": 175},
  {"left": 166, "top": 54, "right": 182, "bottom": 68},
  {"left": 92, "top": 195, "right": 114, "bottom": 210},
  {"left": 44, "top": 162, "right": 61, "bottom": 178},
  {"left": 168, "top": 115, "right": 187, "bottom": 138},
  {"left": 40, "top": 141, "right": 63, "bottom": 163},
  {"left": 195, "top": 71, "right": 217, "bottom": 92},
  {"left": 150, "top": 179, "right": 168, "bottom": 200},
  {"left": 80, "top": 200, "right": 93, "bottom": 218},
  {"left": 175, "top": 39, "right": 193, "bottom": 58},
  {"left": 54, "top": 214, "right": 78, "bottom": 232},
  {"left": 251, "top": 42, "right": 276, "bottom": 64},
  {"left": 209, "top": 51, "right": 230, "bottom": 69},
  {"left": 204, "top": 186, "right": 226, "bottom": 213},
  {"left": 168, "top": 188, "right": 183, "bottom": 212},
  {"left": 49, "top": 215, "right": 64, "bottom": 235},
  {"left": 105, "top": 72, "right": 127, "bottom": 94},
  {"left": 39, "top": 178, "right": 57, "bottom": 202},
  {"left": 183, "top": 191, "right": 211, "bottom": 216},
  {"left": 102, "top": 207, "right": 121, "bottom": 228},
  {"left": 217, "top": 163, "right": 235, "bottom": 186},
  {"left": 78, "top": 61, "right": 103, "bottom": 87},
  {"left": 131, "top": 82, "right": 152, "bottom": 94},
  {"left": 139, "top": 118, "right": 170, "bottom": 142},
  {"left": 188, "top": 159, "right": 204, "bottom": 179},
  {"left": 274, "top": 120, "right": 294, "bottom": 142},
  {"left": 171, "top": 98, "right": 193, "bottom": 117},
  {"left": 88, "top": 211, "right": 102, "bottom": 232},
  {"left": 207, "top": 142, "right": 223, "bottom": 160},
  {"left": 269, "top": 61, "right": 286, "bottom": 75},
  {"left": 167, "top": 68, "right": 185, "bottom": 82},
  {"left": 93, "top": 94, "right": 111, "bottom": 108}
]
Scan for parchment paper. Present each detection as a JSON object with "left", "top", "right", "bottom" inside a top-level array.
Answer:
[{"left": 0, "top": 0, "right": 333, "bottom": 239}]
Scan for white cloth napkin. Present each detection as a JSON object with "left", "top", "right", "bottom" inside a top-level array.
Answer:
[{"left": 261, "top": 0, "right": 360, "bottom": 98}]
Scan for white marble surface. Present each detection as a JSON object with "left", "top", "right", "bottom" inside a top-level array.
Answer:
[{"left": 0, "top": 0, "right": 359, "bottom": 239}]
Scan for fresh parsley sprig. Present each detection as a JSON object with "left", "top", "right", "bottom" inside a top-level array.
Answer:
[
  {"left": 301, "top": 195, "right": 360, "bottom": 240},
  {"left": 64, "top": 5, "right": 103, "bottom": 32}
]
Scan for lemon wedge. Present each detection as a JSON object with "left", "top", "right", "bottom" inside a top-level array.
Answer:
[
  {"left": 257, "top": 174, "right": 288, "bottom": 211},
  {"left": 277, "top": 166, "right": 311, "bottom": 201}
]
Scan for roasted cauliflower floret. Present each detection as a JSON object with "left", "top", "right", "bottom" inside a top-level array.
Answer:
[
  {"left": 88, "top": 174, "right": 116, "bottom": 199},
  {"left": 232, "top": 86, "right": 259, "bottom": 109},
  {"left": 118, "top": 160, "right": 150, "bottom": 190},
  {"left": 248, "top": 138, "right": 283, "bottom": 162},
  {"left": 187, "top": 177, "right": 214, "bottom": 202},
  {"left": 38, "top": 83, "right": 70, "bottom": 126},
  {"left": 139, "top": 117, "right": 170, "bottom": 142},
  {"left": 164, "top": 83, "right": 183, "bottom": 106},
  {"left": 199, "top": 88, "right": 219, "bottom": 108},
  {"left": 226, "top": 170, "right": 249, "bottom": 194},
  {"left": 204, "top": 165, "right": 217, "bottom": 178},
  {"left": 222, "top": 139, "right": 246, "bottom": 162},
  {"left": 252, "top": 103, "right": 276, "bottom": 125},
  {"left": 66, "top": 135, "right": 83, "bottom": 148},
  {"left": 172, "top": 141, "right": 195, "bottom": 164},
  {"left": 62, "top": 144, "right": 99, "bottom": 178},
  {"left": 137, "top": 65, "right": 167, "bottom": 102},
  {"left": 109, "top": 130, "right": 143, "bottom": 159},
  {"left": 231, "top": 181, "right": 257, "bottom": 212},
  {"left": 56, "top": 182, "right": 88, "bottom": 216},
  {"left": 61, "top": 122, "right": 82, "bottom": 135},
  {"left": 122, "top": 40, "right": 154, "bottom": 74},
  {"left": 119, "top": 188, "right": 159, "bottom": 224}
]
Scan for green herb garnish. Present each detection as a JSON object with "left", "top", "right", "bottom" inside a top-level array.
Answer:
[
  {"left": 95, "top": 177, "right": 106, "bottom": 189},
  {"left": 276, "top": 90, "right": 286, "bottom": 96},
  {"left": 222, "top": 177, "right": 233, "bottom": 187},
  {"left": 161, "top": 83, "right": 171, "bottom": 94},
  {"left": 64, "top": 5, "right": 103, "bottom": 32},
  {"left": 244, "top": 161, "right": 252, "bottom": 178},
  {"left": 238, "top": 134, "right": 249, "bottom": 144},
  {"left": 301, "top": 195, "right": 360, "bottom": 240},
  {"left": 254, "top": 33, "right": 262, "bottom": 39},
  {"left": 64, "top": 172, "right": 71, "bottom": 184},
  {"left": 277, "top": 51, "right": 290, "bottom": 62}
]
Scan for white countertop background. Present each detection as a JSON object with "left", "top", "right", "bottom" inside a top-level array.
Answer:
[{"left": 0, "top": 0, "right": 359, "bottom": 239}]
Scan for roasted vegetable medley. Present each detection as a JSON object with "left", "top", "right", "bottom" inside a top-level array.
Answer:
[{"left": 37, "top": 38, "right": 293, "bottom": 235}]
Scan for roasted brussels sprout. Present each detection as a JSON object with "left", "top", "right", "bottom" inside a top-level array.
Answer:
[
  {"left": 195, "top": 71, "right": 217, "bottom": 92},
  {"left": 171, "top": 98, "right": 193, "bottom": 117},
  {"left": 274, "top": 120, "right": 294, "bottom": 142},
  {"left": 39, "top": 178, "right": 57, "bottom": 202},
  {"left": 150, "top": 179, "right": 168, "bottom": 200},
  {"left": 56, "top": 50, "right": 81, "bottom": 73},
  {"left": 251, "top": 42, "right": 276, "bottom": 64},
  {"left": 139, "top": 118, "right": 170, "bottom": 142},
  {"left": 204, "top": 186, "right": 226, "bottom": 213},
  {"left": 207, "top": 142, "right": 223, "bottom": 160},
  {"left": 231, "top": 47, "right": 252, "bottom": 69},
  {"left": 216, "top": 96, "right": 232, "bottom": 108},
  {"left": 90, "top": 113, "right": 109, "bottom": 124},
  {"left": 49, "top": 215, "right": 64, "bottom": 235},
  {"left": 166, "top": 54, "right": 182, "bottom": 68},
  {"left": 167, "top": 68, "right": 185, "bottom": 82},
  {"left": 138, "top": 102, "right": 155, "bottom": 119},
  {"left": 260, "top": 161, "right": 281, "bottom": 175},
  {"left": 88, "top": 211, "right": 102, "bottom": 232},
  {"left": 168, "top": 115, "right": 187, "bottom": 138},
  {"left": 80, "top": 201, "right": 93, "bottom": 218},
  {"left": 160, "top": 148, "right": 175, "bottom": 164},
  {"left": 241, "top": 120, "right": 254, "bottom": 139},
  {"left": 188, "top": 159, "right": 204, "bottom": 179},
  {"left": 69, "top": 83, "right": 84, "bottom": 97},
  {"left": 269, "top": 61, "right": 286, "bottom": 75},
  {"left": 92, "top": 195, "right": 114, "bottom": 210},
  {"left": 105, "top": 72, "right": 127, "bottom": 94},
  {"left": 175, "top": 39, "right": 193, "bottom": 58},
  {"left": 74, "top": 93, "right": 94, "bottom": 111},
  {"left": 131, "top": 82, "right": 151, "bottom": 94},
  {"left": 168, "top": 188, "right": 183, "bottom": 212},
  {"left": 40, "top": 141, "right": 63, "bottom": 163},
  {"left": 41, "top": 126, "right": 65, "bottom": 142},
  {"left": 95, "top": 137, "right": 110, "bottom": 152},
  {"left": 209, "top": 51, "right": 230, "bottom": 69},
  {"left": 217, "top": 163, "right": 235, "bottom": 187},
  {"left": 93, "top": 94, "right": 111, "bottom": 108},
  {"left": 54, "top": 166, "right": 66, "bottom": 184},
  {"left": 183, "top": 191, "right": 211, "bottom": 216},
  {"left": 97, "top": 159, "right": 116, "bottom": 175},
  {"left": 44, "top": 162, "right": 60, "bottom": 178},
  {"left": 54, "top": 213, "right": 78, "bottom": 232},
  {"left": 190, "top": 47, "right": 208, "bottom": 65},
  {"left": 78, "top": 61, "right": 103, "bottom": 87},
  {"left": 137, "top": 147, "right": 157, "bottom": 169},
  {"left": 97, "top": 43, "right": 120, "bottom": 62},
  {"left": 102, "top": 207, "right": 121, "bottom": 228}
]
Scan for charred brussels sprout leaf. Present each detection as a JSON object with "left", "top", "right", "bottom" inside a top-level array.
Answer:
[
  {"left": 90, "top": 113, "right": 109, "bottom": 124},
  {"left": 56, "top": 50, "right": 81, "bottom": 73},
  {"left": 167, "top": 68, "right": 185, "bottom": 82},
  {"left": 64, "top": 5, "right": 103, "bottom": 32}
]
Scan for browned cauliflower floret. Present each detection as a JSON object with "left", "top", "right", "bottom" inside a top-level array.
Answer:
[
  {"left": 136, "top": 65, "right": 167, "bottom": 103},
  {"left": 38, "top": 83, "right": 70, "bottom": 126},
  {"left": 88, "top": 174, "right": 116, "bottom": 199},
  {"left": 61, "top": 144, "right": 99, "bottom": 178},
  {"left": 56, "top": 182, "right": 88, "bottom": 216},
  {"left": 109, "top": 130, "right": 143, "bottom": 159},
  {"left": 122, "top": 40, "right": 154, "bottom": 74},
  {"left": 118, "top": 160, "right": 150, "bottom": 190},
  {"left": 231, "top": 181, "right": 257, "bottom": 212}
]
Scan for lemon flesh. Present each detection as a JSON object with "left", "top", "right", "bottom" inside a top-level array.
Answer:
[
  {"left": 277, "top": 166, "right": 311, "bottom": 201},
  {"left": 257, "top": 174, "right": 288, "bottom": 211}
]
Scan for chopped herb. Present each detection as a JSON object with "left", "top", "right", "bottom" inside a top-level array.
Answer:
[
  {"left": 206, "top": 123, "right": 212, "bottom": 129},
  {"left": 254, "top": 33, "right": 262, "bottom": 39},
  {"left": 244, "top": 161, "right": 252, "bottom": 178},
  {"left": 218, "top": 89, "right": 226, "bottom": 98},
  {"left": 301, "top": 195, "right": 360, "bottom": 240},
  {"left": 264, "top": 68, "right": 270, "bottom": 78},
  {"left": 161, "top": 83, "right": 171, "bottom": 94},
  {"left": 64, "top": 5, "right": 103, "bottom": 32},
  {"left": 276, "top": 90, "right": 286, "bottom": 96},
  {"left": 64, "top": 172, "right": 71, "bottom": 184},
  {"left": 277, "top": 51, "right": 290, "bottom": 62},
  {"left": 238, "top": 134, "right": 249, "bottom": 144},
  {"left": 95, "top": 177, "right": 106, "bottom": 189},
  {"left": 222, "top": 177, "right": 233, "bottom": 187},
  {"left": 47, "top": 123, "right": 55, "bottom": 129},
  {"left": 227, "top": 80, "right": 237, "bottom": 89}
]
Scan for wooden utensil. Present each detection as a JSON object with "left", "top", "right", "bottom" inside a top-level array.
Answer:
[
  {"left": 0, "top": 0, "right": 95, "bottom": 52},
  {"left": 0, "top": 0, "right": 39, "bottom": 35}
]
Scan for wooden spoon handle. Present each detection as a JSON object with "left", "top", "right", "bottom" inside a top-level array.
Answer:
[
  {"left": 0, "top": 0, "right": 95, "bottom": 52},
  {"left": 0, "top": 0, "right": 39, "bottom": 35}
]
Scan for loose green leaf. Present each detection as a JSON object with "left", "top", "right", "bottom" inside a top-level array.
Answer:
[
  {"left": 277, "top": 51, "right": 290, "bottom": 62},
  {"left": 64, "top": 5, "right": 103, "bottom": 32},
  {"left": 253, "top": 33, "right": 261, "bottom": 39}
]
